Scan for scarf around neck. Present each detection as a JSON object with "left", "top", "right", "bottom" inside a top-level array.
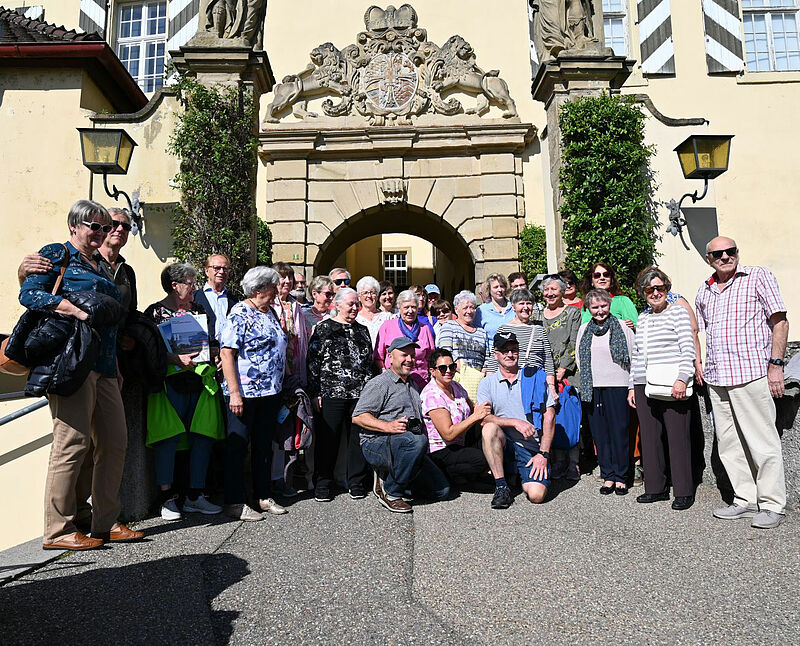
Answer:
[
  {"left": 578, "top": 315, "right": 630, "bottom": 402},
  {"left": 398, "top": 317, "right": 420, "bottom": 342}
]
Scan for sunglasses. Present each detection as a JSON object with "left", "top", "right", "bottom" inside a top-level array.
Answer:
[
  {"left": 708, "top": 246, "right": 738, "bottom": 259},
  {"left": 593, "top": 271, "right": 611, "bottom": 279},
  {"left": 333, "top": 278, "right": 351, "bottom": 286},
  {"left": 543, "top": 273, "right": 561, "bottom": 281},
  {"left": 111, "top": 220, "right": 132, "bottom": 232},
  {"left": 434, "top": 363, "right": 458, "bottom": 375},
  {"left": 644, "top": 284, "right": 668, "bottom": 295},
  {"left": 82, "top": 221, "right": 113, "bottom": 233},
  {"left": 319, "top": 291, "right": 334, "bottom": 298},
  {"left": 209, "top": 265, "right": 229, "bottom": 273},
  {"left": 496, "top": 346, "right": 519, "bottom": 355}
]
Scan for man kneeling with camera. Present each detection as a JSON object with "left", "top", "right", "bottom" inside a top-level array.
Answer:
[{"left": 353, "top": 337, "right": 450, "bottom": 513}]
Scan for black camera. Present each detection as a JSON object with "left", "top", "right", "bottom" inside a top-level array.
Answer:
[{"left": 406, "top": 417, "right": 424, "bottom": 435}]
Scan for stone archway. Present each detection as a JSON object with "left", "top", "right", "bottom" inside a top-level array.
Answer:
[
  {"left": 259, "top": 122, "right": 536, "bottom": 288},
  {"left": 314, "top": 202, "right": 476, "bottom": 294}
]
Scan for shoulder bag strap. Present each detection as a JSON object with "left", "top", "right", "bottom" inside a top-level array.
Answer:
[{"left": 51, "top": 244, "right": 69, "bottom": 295}]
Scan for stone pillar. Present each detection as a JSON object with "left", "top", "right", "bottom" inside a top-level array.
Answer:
[{"left": 531, "top": 54, "right": 635, "bottom": 268}]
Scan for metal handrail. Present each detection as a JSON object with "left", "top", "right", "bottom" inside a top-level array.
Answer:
[
  {"left": 0, "top": 398, "right": 48, "bottom": 427},
  {"left": 0, "top": 391, "right": 28, "bottom": 402}
]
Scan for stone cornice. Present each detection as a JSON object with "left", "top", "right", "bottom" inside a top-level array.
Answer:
[{"left": 258, "top": 121, "right": 537, "bottom": 160}]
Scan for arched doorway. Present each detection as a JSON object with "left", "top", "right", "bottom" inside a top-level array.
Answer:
[{"left": 314, "top": 203, "right": 474, "bottom": 296}]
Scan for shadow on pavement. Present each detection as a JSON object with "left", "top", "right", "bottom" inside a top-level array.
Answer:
[{"left": 0, "top": 553, "right": 248, "bottom": 644}]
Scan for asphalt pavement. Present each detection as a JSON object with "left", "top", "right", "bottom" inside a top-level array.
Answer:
[{"left": 1, "top": 477, "right": 797, "bottom": 645}]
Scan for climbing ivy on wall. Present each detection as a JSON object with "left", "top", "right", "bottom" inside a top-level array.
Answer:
[
  {"left": 168, "top": 76, "right": 268, "bottom": 294},
  {"left": 559, "top": 94, "right": 659, "bottom": 295},
  {"left": 518, "top": 223, "right": 548, "bottom": 280}
]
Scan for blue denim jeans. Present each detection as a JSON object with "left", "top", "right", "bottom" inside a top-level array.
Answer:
[{"left": 361, "top": 432, "right": 450, "bottom": 500}]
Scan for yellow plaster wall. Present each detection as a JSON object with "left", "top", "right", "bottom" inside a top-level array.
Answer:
[{"left": 33, "top": 0, "right": 79, "bottom": 32}]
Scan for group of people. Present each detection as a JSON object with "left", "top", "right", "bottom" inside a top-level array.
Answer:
[{"left": 14, "top": 199, "right": 790, "bottom": 551}]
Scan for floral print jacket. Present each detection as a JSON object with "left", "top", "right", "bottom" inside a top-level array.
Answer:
[{"left": 217, "top": 302, "right": 287, "bottom": 398}]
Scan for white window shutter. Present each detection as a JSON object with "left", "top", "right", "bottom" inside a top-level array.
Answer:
[
  {"left": 78, "top": 0, "right": 106, "bottom": 36},
  {"left": 702, "top": 0, "right": 745, "bottom": 73},
  {"left": 167, "top": 0, "right": 200, "bottom": 52},
  {"left": 637, "top": 0, "right": 675, "bottom": 75}
]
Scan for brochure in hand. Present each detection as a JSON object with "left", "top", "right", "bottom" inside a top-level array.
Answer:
[{"left": 157, "top": 313, "right": 211, "bottom": 362}]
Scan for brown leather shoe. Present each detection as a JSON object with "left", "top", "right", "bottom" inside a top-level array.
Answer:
[
  {"left": 93, "top": 523, "right": 145, "bottom": 543},
  {"left": 43, "top": 532, "right": 104, "bottom": 551},
  {"left": 376, "top": 488, "right": 412, "bottom": 513}
]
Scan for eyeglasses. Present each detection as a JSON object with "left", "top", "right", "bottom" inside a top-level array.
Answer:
[
  {"left": 209, "top": 265, "right": 230, "bottom": 273},
  {"left": 361, "top": 290, "right": 377, "bottom": 297},
  {"left": 434, "top": 363, "right": 458, "bottom": 375},
  {"left": 333, "top": 278, "right": 351, "bottom": 286},
  {"left": 111, "top": 220, "right": 132, "bottom": 232},
  {"left": 82, "top": 221, "right": 113, "bottom": 233},
  {"left": 644, "top": 284, "right": 668, "bottom": 295},
  {"left": 708, "top": 246, "right": 738, "bottom": 259},
  {"left": 593, "top": 271, "right": 611, "bottom": 279}
]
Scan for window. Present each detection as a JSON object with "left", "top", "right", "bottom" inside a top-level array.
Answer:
[
  {"left": 742, "top": 0, "right": 800, "bottom": 71},
  {"left": 116, "top": 1, "right": 167, "bottom": 92},
  {"left": 383, "top": 252, "right": 408, "bottom": 288},
  {"left": 603, "top": 0, "right": 629, "bottom": 57}
]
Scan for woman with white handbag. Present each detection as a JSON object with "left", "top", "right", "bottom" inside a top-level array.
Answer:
[{"left": 627, "top": 268, "right": 696, "bottom": 510}]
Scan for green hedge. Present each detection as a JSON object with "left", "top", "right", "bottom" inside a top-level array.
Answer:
[
  {"left": 168, "top": 76, "right": 264, "bottom": 295},
  {"left": 518, "top": 223, "right": 548, "bottom": 280},
  {"left": 559, "top": 94, "right": 659, "bottom": 296}
]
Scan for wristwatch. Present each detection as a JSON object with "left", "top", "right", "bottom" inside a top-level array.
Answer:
[
  {"left": 768, "top": 358, "right": 786, "bottom": 367},
  {"left": 537, "top": 451, "right": 550, "bottom": 460}
]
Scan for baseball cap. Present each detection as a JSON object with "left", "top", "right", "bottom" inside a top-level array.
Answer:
[
  {"left": 387, "top": 336, "right": 419, "bottom": 353},
  {"left": 492, "top": 331, "right": 518, "bottom": 351},
  {"left": 424, "top": 284, "right": 441, "bottom": 295}
]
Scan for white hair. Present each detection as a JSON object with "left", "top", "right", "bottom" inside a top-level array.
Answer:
[
  {"left": 396, "top": 289, "right": 418, "bottom": 306},
  {"left": 241, "top": 266, "right": 280, "bottom": 296},
  {"left": 328, "top": 267, "right": 351, "bottom": 279},
  {"left": 539, "top": 276, "right": 567, "bottom": 293},
  {"left": 453, "top": 290, "right": 477, "bottom": 309},
  {"left": 333, "top": 287, "right": 358, "bottom": 314},
  {"left": 356, "top": 275, "right": 380, "bottom": 294},
  {"left": 705, "top": 237, "right": 737, "bottom": 254}
]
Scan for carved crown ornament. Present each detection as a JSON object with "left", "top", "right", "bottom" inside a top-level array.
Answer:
[{"left": 262, "top": 3, "right": 518, "bottom": 126}]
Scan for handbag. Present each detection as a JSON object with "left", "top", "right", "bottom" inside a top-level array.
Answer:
[
  {"left": 0, "top": 246, "right": 69, "bottom": 376},
  {"left": 642, "top": 312, "right": 694, "bottom": 401}
]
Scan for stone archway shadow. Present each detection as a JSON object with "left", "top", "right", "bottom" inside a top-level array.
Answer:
[{"left": 314, "top": 203, "right": 476, "bottom": 291}]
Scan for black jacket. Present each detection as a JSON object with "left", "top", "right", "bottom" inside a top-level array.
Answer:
[
  {"left": 5, "top": 291, "right": 125, "bottom": 397},
  {"left": 117, "top": 312, "right": 168, "bottom": 393}
]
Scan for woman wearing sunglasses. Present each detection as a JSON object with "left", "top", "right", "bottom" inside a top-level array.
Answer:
[
  {"left": 627, "top": 268, "right": 697, "bottom": 510},
  {"left": 558, "top": 269, "right": 582, "bottom": 308},
  {"left": 19, "top": 200, "right": 142, "bottom": 550},
  {"left": 303, "top": 275, "right": 335, "bottom": 333},
  {"left": 580, "top": 262, "right": 638, "bottom": 330},
  {"left": 421, "top": 349, "right": 492, "bottom": 486}
]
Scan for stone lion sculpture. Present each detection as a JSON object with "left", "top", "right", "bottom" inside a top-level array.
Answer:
[
  {"left": 262, "top": 42, "right": 352, "bottom": 124},
  {"left": 432, "top": 35, "right": 517, "bottom": 118}
]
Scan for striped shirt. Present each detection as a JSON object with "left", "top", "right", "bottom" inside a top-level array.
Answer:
[
  {"left": 629, "top": 304, "right": 696, "bottom": 387},
  {"left": 436, "top": 320, "right": 490, "bottom": 370},
  {"left": 485, "top": 322, "right": 555, "bottom": 376},
  {"left": 695, "top": 265, "right": 786, "bottom": 387}
]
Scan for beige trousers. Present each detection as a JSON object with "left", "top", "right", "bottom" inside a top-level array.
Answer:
[
  {"left": 44, "top": 371, "right": 128, "bottom": 541},
  {"left": 709, "top": 376, "right": 786, "bottom": 514}
]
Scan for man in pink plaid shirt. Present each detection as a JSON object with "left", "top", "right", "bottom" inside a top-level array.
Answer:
[{"left": 695, "top": 236, "right": 789, "bottom": 529}]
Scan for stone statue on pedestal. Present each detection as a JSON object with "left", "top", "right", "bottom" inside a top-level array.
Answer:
[
  {"left": 530, "top": 0, "right": 604, "bottom": 63},
  {"left": 197, "top": 0, "right": 265, "bottom": 48}
]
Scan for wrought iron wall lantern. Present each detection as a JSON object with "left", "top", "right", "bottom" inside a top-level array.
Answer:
[
  {"left": 77, "top": 128, "right": 144, "bottom": 235},
  {"left": 666, "top": 134, "right": 733, "bottom": 249}
]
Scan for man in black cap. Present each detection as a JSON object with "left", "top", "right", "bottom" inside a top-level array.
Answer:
[
  {"left": 352, "top": 337, "right": 450, "bottom": 513},
  {"left": 477, "top": 331, "right": 556, "bottom": 509}
]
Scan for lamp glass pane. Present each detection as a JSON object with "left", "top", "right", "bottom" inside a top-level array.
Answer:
[
  {"left": 676, "top": 142, "right": 698, "bottom": 177},
  {"left": 695, "top": 138, "right": 730, "bottom": 171},
  {"left": 81, "top": 130, "right": 122, "bottom": 166},
  {"left": 117, "top": 136, "right": 135, "bottom": 173}
]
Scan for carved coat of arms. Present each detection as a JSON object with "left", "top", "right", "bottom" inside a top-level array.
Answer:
[{"left": 263, "top": 3, "right": 517, "bottom": 126}]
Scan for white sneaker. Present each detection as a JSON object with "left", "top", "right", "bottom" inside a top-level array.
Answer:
[
  {"left": 183, "top": 494, "right": 222, "bottom": 515},
  {"left": 224, "top": 503, "right": 263, "bottom": 522},
  {"left": 259, "top": 498, "right": 287, "bottom": 515},
  {"left": 160, "top": 496, "right": 182, "bottom": 521}
]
